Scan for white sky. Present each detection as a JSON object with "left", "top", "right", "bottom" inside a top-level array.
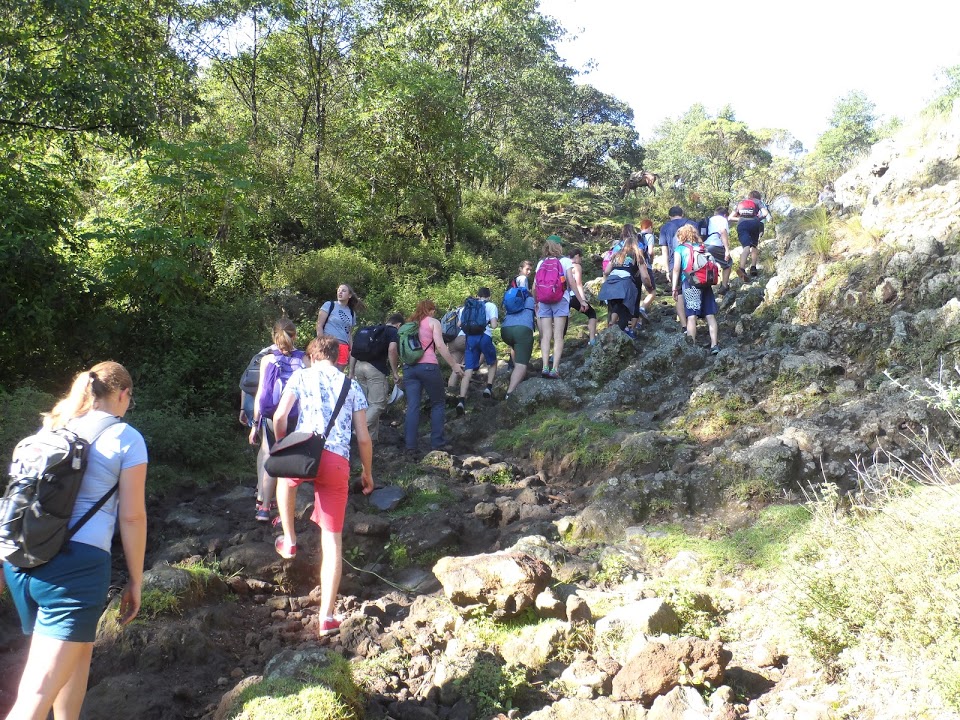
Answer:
[{"left": 538, "top": 0, "right": 960, "bottom": 151}]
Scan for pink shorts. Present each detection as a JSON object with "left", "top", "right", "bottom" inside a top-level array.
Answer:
[
  {"left": 283, "top": 449, "right": 349, "bottom": 532},
  {"left": 337, "top": 342, "right": 350, "bottom": 366}
]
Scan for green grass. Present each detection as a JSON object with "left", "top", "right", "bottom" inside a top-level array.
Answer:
[
  {"left": 494, "top": 408, "right": 618, "bottom": 466},
  {"left": 674, "top": 391, "right": 765, "bottom": 442},
  {"left": 228, "top": 653, "right": 362, "bottom": 719},
  {"left": 639, "top": 504, "right": 812, "bottom": 578}
]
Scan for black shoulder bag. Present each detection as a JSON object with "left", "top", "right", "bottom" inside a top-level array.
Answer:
[{"left": 263, "top": 376, "right": 351, "bottom": 479}]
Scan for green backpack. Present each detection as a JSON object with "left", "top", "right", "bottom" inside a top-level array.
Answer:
[{"left": 397, "top": 321, "right": 433, "bottom": 365}]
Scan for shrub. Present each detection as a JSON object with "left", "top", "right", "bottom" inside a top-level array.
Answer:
[{"left": 0, "top": 386, "right": 55, "bottom": 462}]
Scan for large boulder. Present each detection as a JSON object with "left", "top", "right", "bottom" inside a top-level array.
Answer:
[
  {"left": 433, "top": 551, "right": 552, "bottom": 619},
  {"left": 522, "top": 696, "right": 647, "bottom": 720},
  {"left": 728, "top": 437, "right": 803, "bottom": 492},
  {"left": 595, "top": 599, "right": 680, "bottom": 658},
  {"left": 611, "top": 637, "right": 731, "bottom": 706}
]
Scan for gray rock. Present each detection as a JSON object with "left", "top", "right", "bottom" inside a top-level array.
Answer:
[
  {"left": 647, "top": 685, "right": 709, "bottom": 720},
  {"left": 522, "top": 696, "right": 648, "bottom": 720},
  {"left": 164, "top": 506, "right": 229, "bottom": 536},
  {"left": 729, "top": 437, "right": 802, "bottom": 492},
  {"left": 797, "top": 329, "right": 830, "bottom": 351},
  {"left": 779, "top": 351, "right": 844, "bottom": 378},
  {"left": 142, "top": 562, "right": 227, "bottom": 610},
  {"left": 433, "top": 551, "right": 552, "bottom": 619},
  {"left": 219, "top": 542, "right": 289, "bottom": 583},
  {"left": 264, "top": 646, "right": 340, "bottom": 680},
  {"left": 501, "top": 619, "right": 569, "bottom": 669},
  {"left": 595, "top": 599, "right": 680, "bottom": 650},
  {"left": 369, "top": 486, "right": 407, "bottom": 512}
]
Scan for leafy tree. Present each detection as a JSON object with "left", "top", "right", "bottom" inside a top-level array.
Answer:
[
  {"left": 926, "top": 64, "right": 960, "bottom": 115},
  {"left": 683, "top": 116, "right": 772, "bottom": 196},
  {"left": 805, "top": 90, "right": 881, "bottom": 188}
]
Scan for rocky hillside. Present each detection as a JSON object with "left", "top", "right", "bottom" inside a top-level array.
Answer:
[{"left": 1, "top": 108, "right": 959, "bottom": 720}]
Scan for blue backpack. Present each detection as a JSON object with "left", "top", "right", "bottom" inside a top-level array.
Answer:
[
  {"left": 461, "top": 297, "right": 489, "bottom": 336},
  {"left": 258, "top": 349, "right": 306, "bottom": 421},
  {"left": 503, "top": 287, "right": 530, "bottom": 314}
]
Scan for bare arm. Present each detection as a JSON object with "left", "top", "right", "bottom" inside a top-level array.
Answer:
[
  {"left": 352, "top": 411, "right": 374, "bottom": 495},
  {"left": 316, "top": 303, "right": 329, "bottom": 336},
  {"left": 567, "top": 264, "right": 590, "bottom": 306},
  {"left": 388, "top": 342, "right": 400, "bottom": 382},
  {"left": 273, "top": 387, "right": 297, "bottom": 440},
  {"left": 118, "top": 462, "right": 147, "bottom": 625},
  {"left": 671, "top": 252, "right": 682, "bottom": 297}
]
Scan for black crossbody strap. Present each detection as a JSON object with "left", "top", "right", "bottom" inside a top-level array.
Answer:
[
  {"left": 65, "top": 414, "right": 123, "bottom": 541},
  {"left": 323, "top": 375, "right": 352, "bottom": 439}
]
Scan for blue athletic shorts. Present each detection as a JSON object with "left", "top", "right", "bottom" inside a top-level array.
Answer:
[
  {"left": 464, "top": 334, "right": 497, "bottom": 370},
  {"left": 4, "top": 541, "right": 112, "bottom": 642}
]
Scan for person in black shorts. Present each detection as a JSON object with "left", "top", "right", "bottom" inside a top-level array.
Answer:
[{"left": 564, "top": 248, "right": 598, "bottom": 344}]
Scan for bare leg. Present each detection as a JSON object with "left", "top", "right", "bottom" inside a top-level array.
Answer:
[
  {"left": 751, "top": 246, "right": 760, "bottom": 270},
  {"left": 7, "top": 636, "right": 95, "bottom": 720},
  {"left": 458, "top": 369, "right": 474, "bottom": 399},
  {"left": 551, "top": 319, "right": 564, "bottom": 372},
  {"left": 538, "top": 317, "right": 553, "bottom": 369},
  {"left": 686, "top": 314, "right": 697, "bottom": 341},
  {"left": 485, "top": 357, "right": 497, "bottom": 386},
  {"left": 259, "top": 434, "right": 277, "bottom": 509},
  {"left": 275, "top": 478, "right": 296, "bottom": 547},
  {"left": 707, "top": 315, "right": 719, "bottom": 347},
  {"left": 507, "top": 364, "right": 527, "bottom": 394},
  {"left": 318, "top": 530, "right": 343, "bottom": 621},
  {"left": 676, "top": 293, "right": 687, "bottom": 326}
]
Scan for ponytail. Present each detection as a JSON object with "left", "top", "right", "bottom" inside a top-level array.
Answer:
[{"left": 44, "top": 361, "right": 132, "bottom": 429}]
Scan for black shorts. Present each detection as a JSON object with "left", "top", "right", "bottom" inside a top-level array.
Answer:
[
  {"left": 569, "top": 296, "right": 598, "bottom": 320},
  {"left": 706, "top": 245, "right": 732, "bottom": 269}
]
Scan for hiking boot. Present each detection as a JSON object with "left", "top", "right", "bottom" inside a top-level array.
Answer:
[
  {"left": 482, "top": 387, "right": 493, "bottom": 399},
  {"left": 710, "top": 345, "right": 721, "bottom": 356},
  {"left": 456, "top": 400, "right": 465, "bottom": 416},
  {"left": 750, "top": 266, "right": 759, "bottom": 277}
]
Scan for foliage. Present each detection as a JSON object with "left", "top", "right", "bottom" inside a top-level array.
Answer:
[
  {"left": 458, "top": 654, "right": 528, "bottom": 718},
  {"left": 925, "top": 64, "right": 960, "bottom": 116},
  {"left": 0, "top": 386, "right": 55, "bottom": 462}
]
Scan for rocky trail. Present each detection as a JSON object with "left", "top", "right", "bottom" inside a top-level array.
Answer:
[{"left": 2, "top": 107, "right": 960, "bottom": 719}]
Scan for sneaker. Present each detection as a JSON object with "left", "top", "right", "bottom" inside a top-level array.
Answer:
[
  {"left": 623, "top": 328, "right": 636, "bottom": 339},
  {"left": 456, "top": 400, "right": 465, "bottom": 416},
  {"left": 750, "top": 266, "right": 759, "bottom": 277},
  {"left": 318, "top": 617, "right": 341, "bottom": 636},
  {"left": 637, "top": 307, "right": 650, "bottom": 323},
  {"left": 504, "top": 393, "right": 511, "bottom": 401},
  {"left": 255, "top": 504, "right": 271, "bottom": 523},
  {"left": 274, "top": 536, "right": 296, "bottom": 559},
  {"left": 546, "top": 370, "right": 560, "bottom": 380},
  {"left": 271, "top": 515, "right": 282, "bottom": 528},
  {"left": 541, "top": 370, "right": 551, "bottom": 378},
  {"left": 710, "top": 345, "right": 721, "bottom": 356},
  {"left": 588, "top": 338, "right": 597, "bottom": 346},
  {"left": 482, "top": 387, "right": 493, "bottom": 399}
]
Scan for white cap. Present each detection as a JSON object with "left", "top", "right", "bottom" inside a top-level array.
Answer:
[{"left": 388, "top": 384, "right": 404, "bottom": 405}]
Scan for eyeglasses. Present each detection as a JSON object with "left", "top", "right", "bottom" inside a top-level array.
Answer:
[{"left": 126, "top": 389, "right": 136, "bottom": 410}]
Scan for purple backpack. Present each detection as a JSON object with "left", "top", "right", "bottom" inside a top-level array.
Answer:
[{"left": 258, "top": 349, "right": 306, "bottom": 421}]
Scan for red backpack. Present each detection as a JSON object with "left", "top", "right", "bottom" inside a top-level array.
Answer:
[
  {"left": 682, "top": 243, "right": 719, "bottom": 290},
  {"left": 736, "top": 198, "right": 760, "bottom": 218},
  {"left": 534, "top": 257, "right": 566, "bottom": 303}
]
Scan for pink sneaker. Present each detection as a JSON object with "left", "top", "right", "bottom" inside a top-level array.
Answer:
[
  {"left": 274, "top": 536, "right": 296, "bottom": 559},
  {"left": 318, "top": 617, "right": 341, "bottom": 636}
]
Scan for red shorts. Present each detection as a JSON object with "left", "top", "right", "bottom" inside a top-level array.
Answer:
[
  {"left": 283, "top": 449, "right": 349, "bottom": 532},
  {"left": 337, "top": 342, "right": 350, "bottom": 366}
]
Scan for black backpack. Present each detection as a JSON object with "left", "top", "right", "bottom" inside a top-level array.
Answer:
[
  {"left": 0, "top": 415, "right": 121, "bottom": 568},
  {"left": 352, "top": 324, "right": 390, "bottom": 362}
]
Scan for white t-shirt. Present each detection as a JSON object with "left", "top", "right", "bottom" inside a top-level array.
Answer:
[
  {"left": 535, "top": 256, "right": 574, "bottom": 300},
  {"left": 457, "top": 300, "right": 499, "bottom": 337},
  {"left": 706, "top": 215, "right": 729, "bottom": 248},
  {"left": 514, "top": 275, "right": 529, "bottom": 290}
]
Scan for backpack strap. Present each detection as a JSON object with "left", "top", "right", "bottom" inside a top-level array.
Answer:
[
  {"left": 323, "top": 375, "right": 353, "bottom": 439},
  {"left": 64, "top": 414, "right": 124, "bottom": 541}
]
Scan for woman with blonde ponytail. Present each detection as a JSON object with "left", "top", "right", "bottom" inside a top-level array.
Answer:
[{"left": 4, "top": 361, "right": 148, "bottom": 720}]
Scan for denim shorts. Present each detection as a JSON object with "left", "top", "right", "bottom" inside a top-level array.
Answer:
[{"left": 5, "top": 541, "right": 112, "bottom": 642}]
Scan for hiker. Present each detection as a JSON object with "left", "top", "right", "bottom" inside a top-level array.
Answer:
[
  {"left": 440, "top": 305, "right": 467, "bottom": 395},
  {"left": 349, "top": 312, "right": 402, "bottom": 444},
  {"left": 271, "top": 336, "right": 374, "bottom": 637},
  {"left": 511, "top": 260, "right": 532, "bottom": 290},
  {"left": 249, "top": 318, "right": 307, "bottom": 523},
  {"left": 704, "top": 206, "right": 734, "bottom": 292},
  {"left": 730, "top": 191, "right": 770, "bottom": 278},
  {"left": 534, "top": 236, "right": 579, "bottom": 379},
  {"left": 316, "top": 284, "right": 362, "bottom": 370},
  {"left": 456, "top": 287, "right": 499, "bottom": 413},
  {"left": 402, "top": 300, "right": 464, "bottom": 456},
  {"left": 500, "top": 284, "right": 536, "bottom": 400},
  {"left": 672, "top": 224, "right": 720, "bottom": 354},
  {"left": 637, "top": 218, "right": 657, "bottom": 319},
  {"left": 238, "top": 342, "right": 272, "bottom": 515},
  {"left": 658, "top": 205, "right": 698, "bottom": 330},
  {"left": 599, "top": 227, "right": 647, "bottom": 335},
  {"left": 565, "top": 247, "right": 597, "bottom": 345},
  {"left": 4, "top": 362, "right": 147, "bottom": 720}
]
